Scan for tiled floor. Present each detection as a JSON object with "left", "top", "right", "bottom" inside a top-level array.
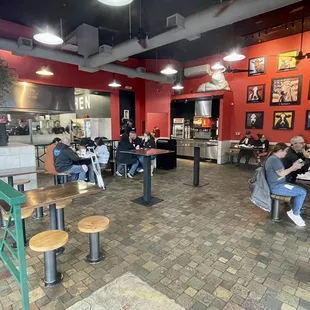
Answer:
[{"left": 1, "top": 159, "right": 310, "bottom": 310}]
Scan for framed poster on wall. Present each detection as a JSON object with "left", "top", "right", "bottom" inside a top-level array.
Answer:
[
  {"left": 305, "top": 110, "right": 310, "bottom": 130},
  {"left": 248, "top": 56, "right": 266, "bottom": 76},
  {"left": 270, "top": 76, "right": 302, "bottom": 106},
  {"left": 247, "top": 84, "right": 265, "bottom": 103},
  {"left": 277, "top": 50, "right": 299, "bottom": 72},
  {"left": 273, "top": 111, "right": 295, "bottom": 130},
  {"left": 245, "top": 112, "right": 264, "bottom": 129}
]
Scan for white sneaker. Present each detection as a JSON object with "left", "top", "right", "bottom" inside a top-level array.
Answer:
[
  {"left": 127, "top": 173, "right": 134, "bottom": 179},
  {"left": 287, "top": 210, "right": 306, "bottom": 227},
  {"left": 116, "top": 171, "right": 123, "bottom": 177},
  {"left": 88, "top": 182, "right": 96, "bottom": 185},
  {"left": 137, "top": 168, "right": 144, "bottom": 173},
  {"left": 82, "top": 165, "right": 88, "bottom": 172}
]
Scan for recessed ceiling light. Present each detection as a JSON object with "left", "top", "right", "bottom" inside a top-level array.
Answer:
[
  {"left": 33, "top": 32, "right": 63, "bottom": 45},
  {"left": 98, "top": 0, "right": 133, "bottom": 6}
]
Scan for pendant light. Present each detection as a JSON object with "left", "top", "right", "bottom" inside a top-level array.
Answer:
[
  {"left": 161, "top": 63, "right": 178, "bottom": 75},
  {"left": 98, "top": 0, "right": 133, "bottom": 6},
  {"left": 223, "top": 51, "right": 245, "bottom": 62},
  {"left": 109, "top": 79, "right": 121, "bottom": 88},
  {"left": 172, "top": 83, "right": 184, "bottom": 90},
  {"left": 36, "top": 65, "right": 54, "bottom": 76},
  {"left": 33, "top": 32, "right": 63, "bottom": 45},
  {"left": 211, "top": 63, "right": 226, "bottom": 70}
]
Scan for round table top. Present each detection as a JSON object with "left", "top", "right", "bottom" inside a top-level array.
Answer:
[
  {"left": 29, "top": 230, "right": 68, "bottom": 252},
  {"left": 78, "top": 216, "right": 110, "bottom": 233}
]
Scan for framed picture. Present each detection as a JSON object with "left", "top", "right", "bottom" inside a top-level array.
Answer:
[
  {"left": 247, "top": 84, "right": 265, "bottom": 103},
  {"left": 245, "top": 112, "right": 264, "bottom": 129},
  {"left": 248, "top": 56, "right": 266, "bottom": 76},
  {"left": 273, "top": 111, "right": 295, "bottom": 130},
  {"left": 124, "top": 110, "right": 130, "bottom": 119},
  {"left": 270, "top": 76, "right": 302, "bottom": 106},
  {"left": 305, "top": 110, "right": 310, "bottom": 130},
  {"left": 277, "top": 50, "right": 299, "bottom": 72}
]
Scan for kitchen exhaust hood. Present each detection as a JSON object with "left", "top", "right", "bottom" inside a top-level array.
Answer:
[{"left": 195, "top": 100, "right": 212, "bottom": 117}]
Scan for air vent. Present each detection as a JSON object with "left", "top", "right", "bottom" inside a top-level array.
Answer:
[
  {"left": 17, "top": 37, "right": 33, "bottom": 51},
  {"left": 166, "top": 14, "right": 185, "bottom": 29},
  {"left": 99, "top": 44, "right": 112, "bottom": 56},
  {"left": 136, "top": 67, "right": 146, "bottom": 73}
]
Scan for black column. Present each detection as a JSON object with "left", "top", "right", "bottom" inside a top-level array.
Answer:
[
  {"left": 0, "top": 124, "right": 7, "bottom": 147},
  {"left": 193, "top": 147, "right": 200, "bottom": 187},
  {"left": 143, "top": 156, "right": 152, "bottom": 203}
]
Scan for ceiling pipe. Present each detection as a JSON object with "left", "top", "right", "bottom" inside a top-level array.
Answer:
[
  {"left": 0, "top": 37, "right": 173, "bottom": 84},
  {"left": 88, "top": 0, "right": 301, "bottom": 67}
]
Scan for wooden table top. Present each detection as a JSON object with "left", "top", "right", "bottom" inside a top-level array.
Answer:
[
  {"left": 0, "top": 167, "right": 38, "bottom": 178},
  {"left": 120, "top": 148, "right": 174, "bottom": 157},
  {"left": 1, "top": 181, "right": 101, "bottom": 212}
]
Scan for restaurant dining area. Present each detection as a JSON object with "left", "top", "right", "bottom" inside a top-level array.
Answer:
[{"left": 2, "top": 0, "right": 310, "bottom": 310}]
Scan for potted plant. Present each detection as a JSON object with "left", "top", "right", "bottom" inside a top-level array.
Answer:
[{"left": 0, "top": 58, "right": 16, "bottom": 146}]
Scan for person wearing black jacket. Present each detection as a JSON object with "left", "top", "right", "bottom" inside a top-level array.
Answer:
[
  {"left": 137, "top": 132, "right": 156, "bottom": 174},
  {"left": 236, "top": 131, "right": 255, "bottom": 166},
  {"left": 53, "top": 137, "right": 88, "bottom": 182},
  {"left": 129, "top": 131, "right": 142, "bottom": 148},
  {"left": 115, "top": 134, "right": 139, "bottom": 178},
  {"left": 254, "top": 133, "right": 270, "bottom": 166},
  {"left": 282, "top": 136, "right": 310, "bottom": 183}
]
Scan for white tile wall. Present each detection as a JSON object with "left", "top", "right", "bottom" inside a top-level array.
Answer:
[
  {"left": 0, "top": 143, "right": 37, "bottom": 190},
  {"left": 217, "top": 141, "right": 231, "bottom": 164}
]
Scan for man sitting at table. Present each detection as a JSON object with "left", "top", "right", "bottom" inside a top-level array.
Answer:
[
  {"left": 236, "top": 130, "right": 255, "bottom": 167},
  {"left": 53, "top": 137, "right": 88, "bottom": 182},
  {"left": 129, "top": 131, "right": 142, "bottom": 148},
  {"left": 282, "top": 136, "right": 310, "bottom": 183}
]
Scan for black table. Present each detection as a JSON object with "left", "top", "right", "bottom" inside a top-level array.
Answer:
[{"left": 120, "top": 149, "right": 174, "bottom": 206}]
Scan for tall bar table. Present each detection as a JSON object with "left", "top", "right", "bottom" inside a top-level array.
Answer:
[{"left": 120, "top": 149, "right": 174, "bottom": 206}]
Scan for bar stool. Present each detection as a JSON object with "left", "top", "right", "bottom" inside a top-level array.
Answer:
[
  {"left": 1, "top": 206, "right": 34, "bottom": 248},
  {"left": 13, "top": 179, "right": 30, "bottom": 192},
  {"left": 78, "top": 216, "right": 110, "bottom": 264},
  {"left": 270, "top": 194, "right": 291, "bottom": 222},
  {"left": 29, "top": 230, "right": 68, "bottom": 287}
]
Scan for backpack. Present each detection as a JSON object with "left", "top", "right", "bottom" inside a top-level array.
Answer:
[{"left": 248, "top": 166, "right": 272, "bottom": 212}]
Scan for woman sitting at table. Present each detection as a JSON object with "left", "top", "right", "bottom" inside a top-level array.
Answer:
[
  {"left": 254, "top": 133, "right": 269, "bottom": 166},
  {"left": 138, "top": 131, "right": 156, "bottom": 176},
  {"left": 115, "top": 133, "right": 139, "bottom": 179},
  {"left": 94, "top": 137, "right": 110, "bottom": 168}
]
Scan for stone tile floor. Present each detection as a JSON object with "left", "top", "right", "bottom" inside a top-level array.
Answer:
[{"left": 1, "top": 159, "right": 310, "bottom": 310}]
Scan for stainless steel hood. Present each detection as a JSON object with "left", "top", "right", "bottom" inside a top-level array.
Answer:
[{"left": 195, "top": 100, "right": 212, "bottom": 117}]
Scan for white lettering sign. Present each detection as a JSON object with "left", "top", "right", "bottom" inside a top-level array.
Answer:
[{"left": 75, "top": 95, "right": 91, "bottom": 110}]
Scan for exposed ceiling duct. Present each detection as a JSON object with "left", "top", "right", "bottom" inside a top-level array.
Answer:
[
  {"left": 0, "top": 37, "right": 173, "bottom": 84},
  {"left": 88, "top": 0, "right": 301, "bottom": 68}
]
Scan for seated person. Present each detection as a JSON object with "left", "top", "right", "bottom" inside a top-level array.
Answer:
[
  {"left": 77, "top": 141, "right": 96, "bottom": 184},
  {"left": 16, "top": 120, "right": 29, "bottom": 135},
  {"left": 138, "top": 131, "right": 156, "bottom": 175},
  {"left": 94, "top": 137, "right": 110, "bottom": 168},
  {"left": 254, "top": 133, "right": 269, "bottom": 166},
  {"left": 45, "top": 137, "right": 64, "bottom": 183},
  {"left": 53, "top": 137, "right": 88, "bottom": 182},
  {"left": 115, "top": 133, "right": 139, "bottom": 179},
  {"left": 129, "top": 131, "right": 142, "bottom": 148},
  {"left": 265, "top": 142, "right": 306, "bottom": 227},
  {"left": 236, "top": 130, "right": 255, "bottom": 166},
  {"left": 282, "top": 136, "right": 310, "bottom": 183},
  {"left": 51, "top": 121, "right": 65, "bottom": 134}
]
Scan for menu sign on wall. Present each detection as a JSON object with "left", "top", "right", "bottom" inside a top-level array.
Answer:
[{"left": 1, "top": 82, "right": 75, "bottom": 112}]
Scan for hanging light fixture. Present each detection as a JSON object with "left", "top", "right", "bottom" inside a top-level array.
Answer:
[
  {"left": 172, "top": 83, "right": 184, "bottom": 90},
  {"left": 160, "top": 63, "right": 178, "bottom": 75},
  {"left": 36, "top": 65, "right": 54, "bottom": 76},
  {"left": 108, "top": 79, "right": 121, "bottom": 88},
  {"left": 211, "top": 63, "right": 226, "bottom": 70},
  {"left": 223, "top": 51, "right": 245, "bottom": 62},
  {"left": 33, "top": 32, "right": 63, "bottom": 45},
  {"left": 97, "top": 0, "right": 133, "bottom": 6}
]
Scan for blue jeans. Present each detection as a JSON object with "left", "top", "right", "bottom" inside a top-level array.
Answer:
[
  {"left": 271, "top": 183, "right": 307, "bottom": 216},
  {"left": 117, "top": 160, "right": 140, "bottom": 176},
  {"left": 64, "top": 165, "right": 86, "bottom": 182}
]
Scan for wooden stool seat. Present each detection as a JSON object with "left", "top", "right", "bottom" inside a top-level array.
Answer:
[
  {"left": 29, "top": 230, "right": 68, "bottom": 252},
  {"left": 13, "top": 179, "right": 30, "bottom": 186},
  {"left": 2, "top": 208, "right": 34, "bottom": 221},
  {"left": 78, "top": 216, "right": 109, "bottom": 233},
  {"left": 44, "top": 171, "right": 70, "bottom": 176},
  {"left": 270, "top": 195, "right": 291, "bottom": 202},
  {"left": 56, "top": 199, "right": 72, "bottom": 210}
]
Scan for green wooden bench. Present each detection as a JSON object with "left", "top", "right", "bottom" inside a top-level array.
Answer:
[{"left": 0, "top": 180, "right": 29, "bottom": 310}]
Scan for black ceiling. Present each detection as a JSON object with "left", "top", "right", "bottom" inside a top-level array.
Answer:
[{"left": 0, "top": 0, "right": 309, "bottom": 62}]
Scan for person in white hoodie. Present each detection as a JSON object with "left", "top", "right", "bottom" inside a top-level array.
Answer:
[{"left": 94, "top": 137, "right": 110, "bottom": 167}]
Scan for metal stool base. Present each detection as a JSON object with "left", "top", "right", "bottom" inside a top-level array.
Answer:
[
  {"left": 44, "top": 272, "right": 63, "bottom": 287},
  {"left": 85, "top": 252, "right": 105, "bottom": 264},
  {"left": 272, "top": 217, "right": 282, "bottom": 223}
]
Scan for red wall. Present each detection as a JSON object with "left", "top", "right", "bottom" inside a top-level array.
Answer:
[{"left": 183, "top": 32, "right": 310, "bottom": 142}]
